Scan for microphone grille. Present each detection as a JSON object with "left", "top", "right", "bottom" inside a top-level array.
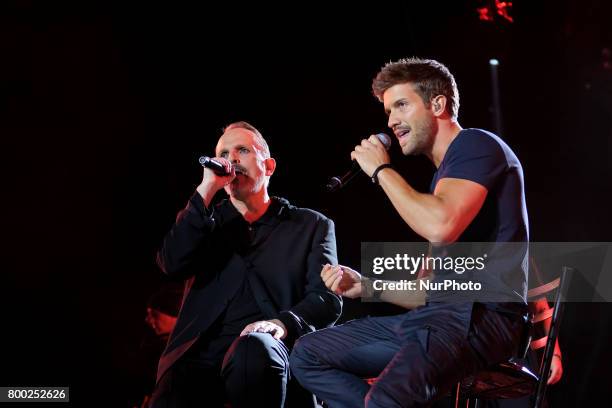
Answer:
[{"left": 376, "top": 133, "right": 392, "bottom": 150}]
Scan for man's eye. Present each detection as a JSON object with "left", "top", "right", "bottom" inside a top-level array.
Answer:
[
  {"left": 240, "top": 147, "right": 249, "bottom": 154},
  {"left": 220, "top": 152, "right": 228, "bottom": 158}
]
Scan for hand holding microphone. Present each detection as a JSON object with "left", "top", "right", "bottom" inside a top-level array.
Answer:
[
  {"left": 351, "top": 133, "right": 393, "bottom": 177},
  {"left": 196, "top": 156, "right": 236, "bottom": 206},
  {"left": 198, "top": 156, "right": 234, "bottom": 176}
]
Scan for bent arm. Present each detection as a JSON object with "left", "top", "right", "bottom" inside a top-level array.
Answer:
[
  {"left": 277, "top": 218, "right": 342, "bottom": 341},
  {"left": 377, "top": 170, "right": 487, "bottom": 243},
  {"left": 156, "top": 193, "right": 216, "bottom": 280}
]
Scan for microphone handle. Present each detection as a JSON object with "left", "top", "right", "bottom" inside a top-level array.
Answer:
[
  {"left": 326, "top": 161, "right": 361, "bottom": 192},
  {"left": 198, "top": 156, "right": 231, "bottom": 176},
  {"left": 325, "top": 132, "right": 391, "bottom": 192}
]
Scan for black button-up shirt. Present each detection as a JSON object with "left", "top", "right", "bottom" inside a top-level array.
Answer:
[{"left": 155, "top": 194, "right": 342, "bottom": 379}]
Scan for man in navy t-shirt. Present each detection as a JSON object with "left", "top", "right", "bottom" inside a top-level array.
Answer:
[
  {"left": 427, "top": 128, "right": 529, "bottom": 307},
  {"left": 290, "top": 58, "right": 530, "bottom": 407}
]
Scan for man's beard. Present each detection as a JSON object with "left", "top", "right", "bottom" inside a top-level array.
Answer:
[
  {"left": 403, "top": 114, "right": 437, "bottom": 156},
  {"left": 226, "top": 176, "right": 265, "bottom": 200}
]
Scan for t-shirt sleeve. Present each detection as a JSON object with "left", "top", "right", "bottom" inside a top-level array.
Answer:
[{"left": 438, "top": 131, "right": 507, "bottom": 190}]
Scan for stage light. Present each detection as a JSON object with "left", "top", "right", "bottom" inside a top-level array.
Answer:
[{"left": 476, "top": 0, "right": 513, "bottom": 24}]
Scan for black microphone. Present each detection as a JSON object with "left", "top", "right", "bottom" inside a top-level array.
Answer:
[
  {"left": 198, "top": 156, "right": 232, "bottom": 176},
  {"left": 326, "top": 133, "right": 392, "bottom": 192}
]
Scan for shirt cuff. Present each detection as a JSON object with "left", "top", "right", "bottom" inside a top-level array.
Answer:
[
  {"left": 184, "top": 192, "right": 216, "bottom": 230},
  {"left": 276, "top": 311, "right": 306, "bottom": 345}
]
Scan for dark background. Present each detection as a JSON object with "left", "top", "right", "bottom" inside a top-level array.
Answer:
[{"left": 2, "top": 0, "right": 611, "bottom": 406}]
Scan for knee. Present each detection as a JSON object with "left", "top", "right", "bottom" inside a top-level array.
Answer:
[
  {"left": 223, "top": 333, "right": 290, "bottom": 402},
  {"left": 223, "top": 333, "right": 289, "bottom": 375}
]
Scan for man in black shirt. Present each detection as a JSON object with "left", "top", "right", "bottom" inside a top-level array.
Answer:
[{"left": 150, "top": 121, "right": 342, "bottom": 407}]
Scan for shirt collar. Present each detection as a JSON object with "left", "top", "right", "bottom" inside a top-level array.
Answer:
[{"left": 215, "top": 196, "right": 290, "bottom": 226}]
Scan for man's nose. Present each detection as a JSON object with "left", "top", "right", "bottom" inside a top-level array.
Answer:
[
  {"left": 228, "top": 151, "right": 240, "bottom": 163},
  {"left": 388, "top": 113, "right": 400, "bottom": 130}
]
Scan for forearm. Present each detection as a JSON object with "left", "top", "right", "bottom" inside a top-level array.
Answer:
[
  {"left": 274, "top": 291, "right": 341, "bottom": 346},
  {"left": 377, "top": 169, "right": 453, "bottom": 242},
  {"left": 289, "top": 217, "right": 341, "bottom": 330},
  {"left": 157, "top": 194, "right": 215, "bottom": 278},
  {"left": 196, "top": 183, "right": 217, "bottom": 209},
  {"left": 284, "top": 291, "right": 342, "bottom": 328}
]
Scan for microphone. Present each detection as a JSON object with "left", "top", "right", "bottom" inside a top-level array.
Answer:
[
  {"left": 326, "top": 133, "right": 392, "bottom": 192},
  {"left": 198, "top": 156, "right": 232, "bottom": 176}
]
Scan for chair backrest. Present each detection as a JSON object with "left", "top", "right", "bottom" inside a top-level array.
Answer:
[
  {"left": 454, "top": 265, "right": 573, "bottom": 405},
  {"left": 527, "top": 265, "right": 573, "bottom": 408}
]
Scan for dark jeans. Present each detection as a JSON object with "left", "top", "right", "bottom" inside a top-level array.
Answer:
[
  {"left": 290, "top": 303, "right": 525, "bottom": 408},
  {"left": 150, "top": 332, "right": 315, "bottom": 408}
]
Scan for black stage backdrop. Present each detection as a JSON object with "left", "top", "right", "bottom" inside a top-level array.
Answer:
[{"left": 2, "top": 0, "right": 611, "bottom": 406}]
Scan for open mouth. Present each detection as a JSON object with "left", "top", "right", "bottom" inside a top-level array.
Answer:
[{"left": 395, "top": 129, "right": 411, "bottom": 143}]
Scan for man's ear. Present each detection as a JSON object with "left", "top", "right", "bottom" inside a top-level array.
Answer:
[
  {"left": 264, "top": 157, "right": 276, "bottom": 176},
  {"left": 431, "top": 95, "right": 447, "bottom": 117}
]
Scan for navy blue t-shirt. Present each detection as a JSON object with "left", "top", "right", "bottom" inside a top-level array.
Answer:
[{"left": 428, "top": 128, "right": 529, "bottom": 305}]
